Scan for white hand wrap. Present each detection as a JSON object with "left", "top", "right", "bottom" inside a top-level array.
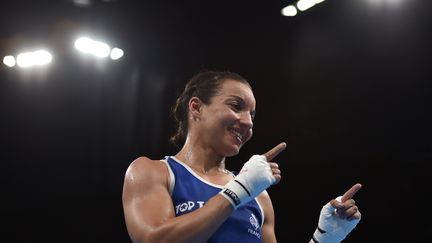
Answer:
[
  {"left": 219, "top": 155, "right": 275, "bottom": 209},
  {"left": 311, "top": 196, "right": 361, "bottom": 243}
]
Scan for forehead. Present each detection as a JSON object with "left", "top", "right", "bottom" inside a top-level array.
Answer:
[{"left": 216, "top": 79, "right": 256, "bottom": 107}]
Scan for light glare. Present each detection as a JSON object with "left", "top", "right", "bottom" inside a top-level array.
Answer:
[
  {"left": 110, "top": 48, "right": 124, "bottom": 60},
  {"left": 92, "top": 40, "right": 110, "bottom": 58},
  {"left": 33, "top": 50, "right": 53, "bottom": 65},
  {"left": 281, "top": 5, "right": 298, "bottom": 16},
  {"left": 16, "top": 50, "right": 53, "bottom": 68},
  {"left": 3, "top": 55, "right": 16, "bottom": 67},
  {"left": 75, "top": 37, "right": 93, "bottom": 53},
  {"left": 297, "top": 0, "right": 316, "bottom": 11},
  {"left": 75, "top": 37, "right": 111, "bottom": 58},
  {"left": 17, "top": 52, "right": 35, "bottom": 67}
]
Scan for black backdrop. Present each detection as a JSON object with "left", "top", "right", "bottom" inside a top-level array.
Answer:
[{"left": 1, "top": 0, "right": 431, "bottom": 242}]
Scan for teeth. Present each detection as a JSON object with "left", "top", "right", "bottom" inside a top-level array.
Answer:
[{"left": 230, "top": 129, "right": 243, "bottom": 142}]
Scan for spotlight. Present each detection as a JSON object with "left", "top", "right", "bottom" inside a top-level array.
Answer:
[
  {"left": 74, "top": 37, "right": 94, "bottom": 54},
  {"left": 297, "top": 0, "right": 317, "bottom": 12},
  {"left": 3, "top": 55, "right": 16, "bottom": 67},
  {"left": 92, "top": 40, "right": 110, "bottom": 58},
  {"left": 281, "top": 5, "right": 298, "bottom": 16},
  {"left": 110, "top": 47, "right": 124, "bottom": 60},
  {"left": 33, "top": 50, "right": 53, "bottom": 65},
  {"left": 74, "top": 37, "right": 111, "bottom": 58},
  {"left": 16, "top": 50, "right": 52, "bottom": 68},
  {"left": 282, "top": 0, "right": 327, "bottom": 16}
]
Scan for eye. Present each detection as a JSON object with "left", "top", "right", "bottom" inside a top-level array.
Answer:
[{"left": 230, "top": 102, "right": 241, "bottom": 111}]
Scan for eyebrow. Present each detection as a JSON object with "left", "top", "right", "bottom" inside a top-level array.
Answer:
[{"left": 226, "top": 95, "right": 248, "bottom": 104}]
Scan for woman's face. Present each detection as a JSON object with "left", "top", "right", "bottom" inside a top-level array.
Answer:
[{"left": 196, "top": 79, "right": 256, "bottom": 157}]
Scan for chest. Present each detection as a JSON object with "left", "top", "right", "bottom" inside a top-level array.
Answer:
[{"left": 167, "top": 158, "right": 264, "bottom": 241}]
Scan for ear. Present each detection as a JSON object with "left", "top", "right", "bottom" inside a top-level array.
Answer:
[{"left": 188, "top": 97, "right": 202, "bottom": 120}]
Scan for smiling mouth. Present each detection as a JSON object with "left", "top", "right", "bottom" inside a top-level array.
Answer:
[{"left": 229, "top": 128, "right": 244, "bottom": 144}]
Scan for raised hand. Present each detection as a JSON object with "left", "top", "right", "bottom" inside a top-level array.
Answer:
[
  {"left": 220, "top": 142, "right": 286, "bottom": 208},
  {"left": 311, "top": 184, "right": 362, "bottom": 243},
  {"left": 332, "top": 183, "right": 362, "bottom": 220},
  {"left": 261, "top": 142, "right": 286, "bottom": 184}
]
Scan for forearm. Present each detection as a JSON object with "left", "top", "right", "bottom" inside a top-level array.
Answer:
[{"left": 143, "top": 194, "right": 233, "bottom": 243}]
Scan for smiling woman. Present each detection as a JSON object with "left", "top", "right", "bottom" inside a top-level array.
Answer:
[
  {"left": 169, "top": 71, "right": 254, "bottom": 152},
  {"left": 121, "top": 70, "right": 362, "bottom": 243}
]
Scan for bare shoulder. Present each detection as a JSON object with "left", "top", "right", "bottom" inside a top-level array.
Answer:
[
  {"left": 126, "top": 156, "right": 167, "bottom": 175},
  {"left": 123, "top": 156, "right": 169, "bottom": 193},
  {"left": 122, "top": 157, "right": 176, "bottom": 241}
]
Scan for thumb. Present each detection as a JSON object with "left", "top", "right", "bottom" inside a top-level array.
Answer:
[
  {"left": 323, "top": 197, "right": 344, "bottom": 216},
  {"left": 330, "top": 196, "right": 344, "bottom": 209},
  {"left": 262, "top": 142, "right": 287, "bottom": 161},
  {"left": 321, "top": 201, "right": 337, "bottom": 216}
]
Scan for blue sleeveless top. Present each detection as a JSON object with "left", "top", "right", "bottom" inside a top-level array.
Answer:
[{"left": 164, "top": 156, "right": 264, "bottom": 243}]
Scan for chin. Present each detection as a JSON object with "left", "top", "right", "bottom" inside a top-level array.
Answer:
[
  {"left": 223, "top": 144, "right": 242, "bottom": 157},
  {"left": 218, "top": 136, "right": 244, "bottom": 157}
]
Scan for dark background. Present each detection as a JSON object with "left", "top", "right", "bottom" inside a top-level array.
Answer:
[{"left": 1, "top": 0, "right": 431, "bottom": 242}]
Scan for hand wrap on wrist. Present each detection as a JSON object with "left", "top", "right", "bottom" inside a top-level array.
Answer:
[
  {"left": 311, "top": 196, "right": 361, "bottom": 243},
  {"left": 219, "top": 155, "right": 275, "bottom": 208}
]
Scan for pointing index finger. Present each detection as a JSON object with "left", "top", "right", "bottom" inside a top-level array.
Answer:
[
  {"left": 262, "top": 142, "right": 287, "bottom": 161},
  {"left": 341, "top": 183, "right": 362, "bottom": 202}
]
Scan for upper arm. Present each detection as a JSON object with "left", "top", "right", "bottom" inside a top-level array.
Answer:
[
  {"left": 122, "top": 157, "right": 175, "bottom": 243},
  {"left": 257, "top": 191, "right": 277, "bottom": 243}
]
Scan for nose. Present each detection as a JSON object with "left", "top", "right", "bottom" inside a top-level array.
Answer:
[{"left": 239, "top": 111, "right": 253, "bottom": 129}]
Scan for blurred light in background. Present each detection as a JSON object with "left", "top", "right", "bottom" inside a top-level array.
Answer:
[
  {"left": 297, "top": 0, "right": 317, "bottom": 11},
  {"left": 14, "top": 50, "right": 53, "bottom": 68},
  {"left": 3, "top": 55, "right": 16, "bottom": 67},
  {"left": 75, "top": 37, "right": 109, "bottom": 57},
  {"left": 92, "top": 40, "right": 110, "bottom": 58},
  {"left": 2, "top": 37, "right": 123, "bottom": 69},
  {"left": 281, "top": 5, "right": 298, "bottom": 17},
  {"left": 74, "top": 37, "right": 93, "bottom": 53},
  {"left": 282, "top": 0, "right": 326, "bottom": 16},
  {"left": 73, "top": 0, "right": 92, "bottom": 7},
  {"left": 75, "top": 36, "right": 123, "bottom": 59},
  {"left": 110, "top": 47, "right": 124, "bottom": 60}
]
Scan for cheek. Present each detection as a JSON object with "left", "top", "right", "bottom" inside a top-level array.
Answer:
[{"left": 220, "top": 112, "right": 239, "bottom": 126}]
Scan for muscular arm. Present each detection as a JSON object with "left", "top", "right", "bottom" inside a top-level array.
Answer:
[
  {"left": 122, "top": 157, "right": 234, "bottom": 243},
  {"left": 257, "top": 191, "right": 277, "bottom": 243}
]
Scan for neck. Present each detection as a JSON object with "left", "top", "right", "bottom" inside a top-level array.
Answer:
[{"left": 175, "top": 136, "right": 226, "bottom": 174}]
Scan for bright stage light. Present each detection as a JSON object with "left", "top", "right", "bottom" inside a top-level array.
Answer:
[
  {"left": 3, "top": 55, "right": 16, "bottom": 67},
  {"left": 282, "top": 0, "right": 327, "bottom": 17},
  {"left": 92, "top": 40, "right": 110, "bottom": 58},
  {"left": 74, "top": 37, "right": 93, "bottom": 54},
  {"left": 297, "top": 0, "right": 317, "bottom": 11},
  {"left": 281, "top": 5, "right": 298, "bottom": 16},
  {"left": 75, "top": 37, "right": 111, "bottom": 58},
  {"left": 110, "top": 47, "right": 124, "bottom": 60},
  {"left": 17, "top": 52, "right": 34, "bottom": 68},
  {"left": 16, "top": 50, "right": 52, "bottom": 68},
  {"left": 33, "top": 50, "right": 53, "bottom": 65}
]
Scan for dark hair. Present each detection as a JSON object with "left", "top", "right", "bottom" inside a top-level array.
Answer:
[{"left": 170, "top": 70, "right": 251, "bottom": 147}]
